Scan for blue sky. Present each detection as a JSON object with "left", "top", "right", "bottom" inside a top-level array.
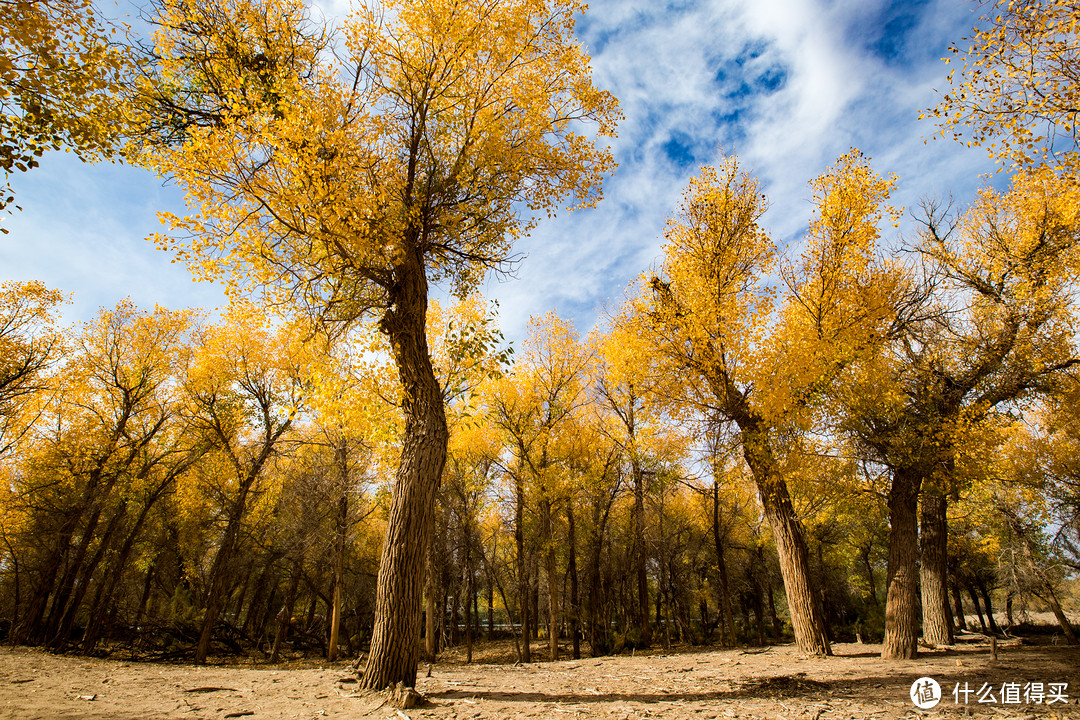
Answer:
[{"left": 1, "top": 0, "right": 1000, "bottom": 343}]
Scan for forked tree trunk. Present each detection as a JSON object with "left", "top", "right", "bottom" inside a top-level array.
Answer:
[
  {"left": 741, "top": 427, "right": 831, "bottom": 656},
  {"left": 360, "top": 252, "right": 448, "bottom": 690},
  {"left": 919, "top": 492, "right": 953, "bottom": 646},
  {"left": 882, "top": 466, "right": 921, "bottom": 659}
]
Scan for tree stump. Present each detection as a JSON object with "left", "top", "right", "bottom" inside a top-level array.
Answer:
[{"left": 387, "top": 682, "right": 421, "bottom": 709}]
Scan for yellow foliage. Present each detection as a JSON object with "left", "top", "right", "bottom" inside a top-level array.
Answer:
[
  {"left": 1, "top": 0, "right": 129, "bottom": 213},
  {"left": 135, "top": 0, "right": 619, "bottom": 313},
  {"left": 928, "top": 0, "right": 1080, "bottom": 173}
]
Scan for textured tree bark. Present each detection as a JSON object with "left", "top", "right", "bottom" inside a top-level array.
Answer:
[
  {"left": 360, "top": 251, "right": 448, "bottom": 690},
  {"left": 882, "top": 466, "right": 921, "bottom": 659},
  {"left": 919, "top": 492, "right": 953, "bottom": 646},
  {"left": 741, "top": 427, "right": 831, "bottom": 656}
]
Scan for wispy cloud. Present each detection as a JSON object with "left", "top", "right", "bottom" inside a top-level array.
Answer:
[
  {"left": 486, "top": 0, "right": 999, "bottom": 342},
  {"left": 2, "top": 0, "right": 999, "bottom": 344}
]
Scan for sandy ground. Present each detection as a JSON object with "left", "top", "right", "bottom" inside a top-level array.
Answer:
[{"left": 1, "top": 638, "right": 1078, "bottom": 720}]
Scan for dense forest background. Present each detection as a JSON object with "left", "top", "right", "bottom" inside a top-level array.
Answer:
[{"left": 1, "top": 0, "right": 1079, "bottom": 676}]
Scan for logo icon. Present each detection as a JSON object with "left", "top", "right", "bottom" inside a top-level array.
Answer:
[{"left": 911, "top": 677, "right": 942, "bottom": 709}]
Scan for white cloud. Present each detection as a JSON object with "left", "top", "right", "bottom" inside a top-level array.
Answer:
[{"left": 2, "top": 0, "right": 1001, "bottom": 345}]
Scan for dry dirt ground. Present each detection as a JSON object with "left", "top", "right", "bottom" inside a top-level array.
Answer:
[{"left": 1, "top": 637, "right": 1078, "bottom": 720}]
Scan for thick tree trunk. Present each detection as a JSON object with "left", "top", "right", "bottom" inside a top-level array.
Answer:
[
  {"left": 361, "top": 251, "right": 448, "bottom": 690},
  {"left": 741, "top": 427, "right": 831, "bottom": 656},
  {"left": 882, "top": 466, "right": 921, "bottom": 659},
  {"left": 919, "top": 492, "right": 953, "bottom": 646}
]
